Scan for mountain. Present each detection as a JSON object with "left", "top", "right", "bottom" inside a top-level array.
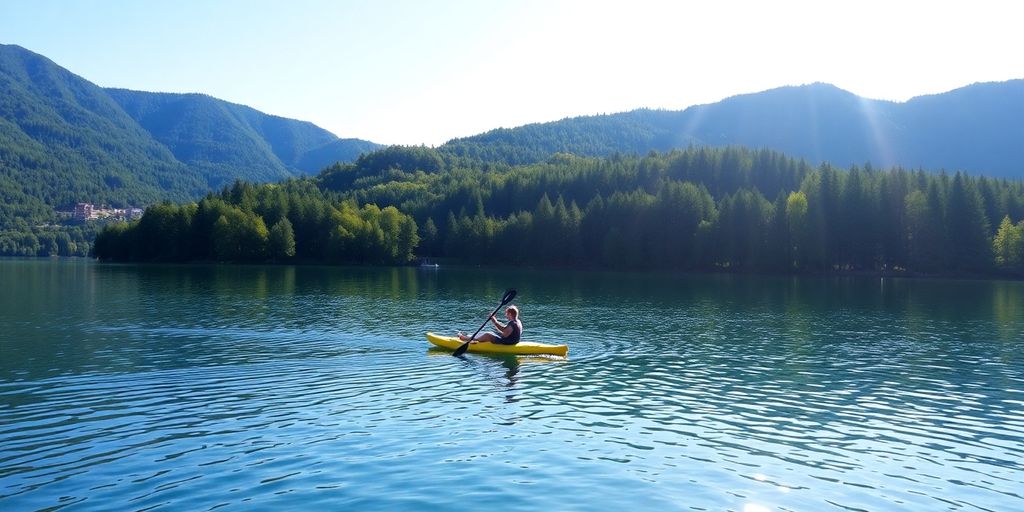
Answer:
[
  {"left": 106, "top": 89, "right": 380, "bottom": 184},
  {"left": 896, "top": 81, "right": 1024, "bottom": 174},
  {"left": 442, "top": 81, "right": 1024, "bottom": 178},
  {"left": 0, "top": 43, "right": 379, "bottom": 230},
  {"left": 4, "top": 40, "right": 1023, "bottom": 237},
  {"left": 294, "top": 137, "right": 384, "bottom": 172},
  {"left": 0, "top": 44, "right": 204, "bottom": 226}
]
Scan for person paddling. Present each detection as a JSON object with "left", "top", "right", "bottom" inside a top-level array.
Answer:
[{"left": 459, "top": 305, "right": 522, "bottom": 345}]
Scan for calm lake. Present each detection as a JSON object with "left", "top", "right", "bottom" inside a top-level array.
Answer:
[{"left": 1, "top": 259, "right": 1022, "bottom": 511}]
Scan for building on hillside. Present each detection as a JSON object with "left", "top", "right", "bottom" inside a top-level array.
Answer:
[{"left": 74, "top": 203, "right": 95, "bottom": 221}]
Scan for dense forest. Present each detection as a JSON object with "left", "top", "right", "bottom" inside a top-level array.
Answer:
[
  {"left": 0, "top": 223, "right": 97, "bottom": 257},
  {"left": 95, "top": 145, "right": 1024, "bottom": 276},
  {"left": 94, "top": 181, "right": 418, "bottom": 264}
]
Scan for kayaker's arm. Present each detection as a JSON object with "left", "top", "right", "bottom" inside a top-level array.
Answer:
[{"left": 490, "top": 314, "right": 511, "bottom": 336}]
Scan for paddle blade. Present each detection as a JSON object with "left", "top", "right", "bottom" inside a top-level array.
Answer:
[
  {"left": 502, "top": 288, "right": 517, "bottom": 305},
  {"left": 452, "top": 340, "right": 471, "bottom": 357}
]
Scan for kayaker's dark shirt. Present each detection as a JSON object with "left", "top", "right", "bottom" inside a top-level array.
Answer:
[{"left": 494, "top": 319, "right": 522, "bottom": 345}]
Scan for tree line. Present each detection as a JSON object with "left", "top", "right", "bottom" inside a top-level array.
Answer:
[
  {"left": 93, "top": 145, "right": 1024, "bottom": 276},
  {"left": 321, "top": 145, "right": 1024, "bottom": 275},
  {"left": 93, "top": 181, "right": 418, "bottom": 264},
  {"left": 0, "top": 224, "right": 95, "bottom": 257}
]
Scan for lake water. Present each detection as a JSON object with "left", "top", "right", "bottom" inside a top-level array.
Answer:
[{"left": 1, "top": 259, "right": 1022, "bottom": 511}]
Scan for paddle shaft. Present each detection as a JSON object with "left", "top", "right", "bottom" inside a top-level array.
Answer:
[{"left": 453, "top": 289, "right": 516, "bottom": 356}]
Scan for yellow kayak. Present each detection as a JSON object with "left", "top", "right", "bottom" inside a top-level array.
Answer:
[{"left": 426, "top": 332, "right": 568, "bottom": 357}]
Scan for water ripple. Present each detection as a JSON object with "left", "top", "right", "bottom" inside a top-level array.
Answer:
[{"left": 2, "top": 263, "right": 1024, "bottom": 511}]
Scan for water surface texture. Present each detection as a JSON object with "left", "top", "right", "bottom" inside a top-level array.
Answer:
[{"left": 1, "top": 259, "right": 1022, "bottom": 511}]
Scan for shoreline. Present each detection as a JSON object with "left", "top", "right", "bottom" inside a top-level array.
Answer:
[{"left": 11, "top": 255, "right": 1022, "bottom": 282}]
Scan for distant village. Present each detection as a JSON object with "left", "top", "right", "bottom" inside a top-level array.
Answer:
[{"left": 58, "top": 203, "right": 145, "bottom": 223}]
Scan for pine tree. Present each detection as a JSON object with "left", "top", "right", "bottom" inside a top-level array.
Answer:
[
  {"left": 268, "top": 217, "right": 296, "bottom": 260},
  {"left": 945, "top": 172, "right": 992, "bottom": 273}
]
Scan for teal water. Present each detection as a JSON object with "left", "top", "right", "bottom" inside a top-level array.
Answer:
[{"left": 1, "top": 259, "right": 1022, "bottom": 511}]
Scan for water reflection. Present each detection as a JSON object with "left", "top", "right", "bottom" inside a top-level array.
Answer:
[
  {"left": 427, "top": 348, "right": 542, "bottom": 392},
  {"left": 2, "top": 260, "right": 1023, "bottom": 511}
]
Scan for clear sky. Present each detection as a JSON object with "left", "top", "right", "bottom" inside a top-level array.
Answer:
[{"left": 2, "top": 0, "right": 1021, "bottom": 146}]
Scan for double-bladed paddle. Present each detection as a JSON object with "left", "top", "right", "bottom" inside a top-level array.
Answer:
[{"left": 452, "top": 288, "right": 517, "bottom": 357}]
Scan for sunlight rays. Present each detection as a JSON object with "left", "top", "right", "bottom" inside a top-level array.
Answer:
[{"left": 856, "top": 96, "right": 897, "bottom": 170}]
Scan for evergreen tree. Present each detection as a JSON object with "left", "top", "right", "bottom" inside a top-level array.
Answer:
[
  {"left": 420, "top": 217, "right": 439, "bottom": 257},
  {"left": 268, "top": 217, "right": 296, "bottom": 260},
  {"left": 992, "top": 215, "right": 1024, "bottom": 270},
  {"left": 945, "top": 172, "right": 992, "bottom": 273}
]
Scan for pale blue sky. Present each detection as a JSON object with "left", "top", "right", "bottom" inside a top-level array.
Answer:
[{"left": 2, "top": 0, "right": 1021, "bottom": 145}]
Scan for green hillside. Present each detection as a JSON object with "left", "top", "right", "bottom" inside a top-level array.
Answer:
[
  {"left": 441, "top": 109, "right": 695, "bottom": 166},
  {"left": 107, "top": 89, "right": 298, "bottom": 185},
  {"left": 0, "top": 45, "right": 205, "bottom": 224},
  {"left": 0, "top": 44, "right": 379, "bottom": 255},
  {"left": 106, "top": 88, "right": 379, "bottom": 184}
]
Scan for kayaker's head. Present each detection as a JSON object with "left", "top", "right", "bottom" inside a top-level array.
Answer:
[{"left": 505, "top": 305, "right": 519, "bottom": 320}]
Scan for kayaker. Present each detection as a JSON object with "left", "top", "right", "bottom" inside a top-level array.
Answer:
[{"left": 459, "top": 305, "right": 522, "bottom": 345}]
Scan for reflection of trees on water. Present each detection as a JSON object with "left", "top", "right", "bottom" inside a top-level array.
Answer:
[{"left": 992, "top": 281, "right": 1023, "bottom": 347}]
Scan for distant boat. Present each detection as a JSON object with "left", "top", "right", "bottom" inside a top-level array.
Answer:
[{"left": 419, "top": 259, "right": 439, "bottom": 269}]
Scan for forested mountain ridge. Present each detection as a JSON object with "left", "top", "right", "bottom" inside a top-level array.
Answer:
[
  {"left": 0, "top": 43, "right": 379, "bottom": 232},
  {"left": 106, "top": 88, "right": 380, "bottom": 183},
  {"left": 7, "top": 42, "right": 1024, "bottom": 271},
  {"left": 442, "top": 81, "right": 1024, "bottom": 178},
  {"left": 0, "top": 44, "right": 203, "bottom": 221}
]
